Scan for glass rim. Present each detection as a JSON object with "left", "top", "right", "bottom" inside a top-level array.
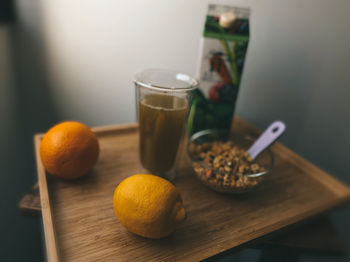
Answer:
[{"left": 133, "top": 68, "right": 199, "bottom": 92}]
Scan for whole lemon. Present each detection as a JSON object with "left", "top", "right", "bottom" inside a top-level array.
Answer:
[
  {"left": 40, "top": 121, "right": 99, "bottom": 179},
  {"left": 113, "top": 174, "right": 186, "bottom": 239}
]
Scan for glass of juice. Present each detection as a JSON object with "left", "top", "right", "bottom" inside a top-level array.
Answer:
[{"left": 134, "top": 69, "right": 198, "bottom": 180}]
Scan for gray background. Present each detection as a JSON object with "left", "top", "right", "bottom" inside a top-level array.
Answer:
[{"left": 1, "top": 0, "right": 349, "bottom": 261}]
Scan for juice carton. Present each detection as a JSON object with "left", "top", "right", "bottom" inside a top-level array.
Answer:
[{"left": 188, "top": 5, "right": 250, "bottom": 136}]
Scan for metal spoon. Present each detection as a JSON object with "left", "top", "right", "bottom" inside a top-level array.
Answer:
[{"left": 247, "top": 121, "right": 286, "bottom": 160}]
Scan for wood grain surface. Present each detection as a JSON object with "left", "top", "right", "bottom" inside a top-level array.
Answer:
[
  {"left": 19, "top": 186, "right": 346, "bottom": 255},
  {"left": 36, "top": 118, "right": 350, "bottom": 262}
]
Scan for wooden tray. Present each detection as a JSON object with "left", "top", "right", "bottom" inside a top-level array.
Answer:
[{"left": 35, "top": 118, "right": 350, "bottom": 262}]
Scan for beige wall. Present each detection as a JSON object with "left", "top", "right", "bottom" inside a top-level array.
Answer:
[
  {"left": 36, "top": 0, "right": 350, "bottom": 181},
  {"left": 3, "top": 0, "right": 349, "bottom": 179}
]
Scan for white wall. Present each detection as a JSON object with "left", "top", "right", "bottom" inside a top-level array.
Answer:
[
  {"left": 37, "top": 0, "right": 350, "bottom": 180},
  {"left": 38, "top": 0, "right": 207, "bottom": 125}
]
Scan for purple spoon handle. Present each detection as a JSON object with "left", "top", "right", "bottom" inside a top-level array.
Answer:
[{"left": 247, "top": 121, "right": 286, "bottom": 160}]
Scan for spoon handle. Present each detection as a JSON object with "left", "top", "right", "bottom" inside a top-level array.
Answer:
[{"left": 247, "top": 121, "right": 286, "bottom": 160}]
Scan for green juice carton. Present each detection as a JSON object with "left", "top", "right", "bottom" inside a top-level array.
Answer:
[{"left": 188, "top": 5, "right": 250, "bottom": 136}]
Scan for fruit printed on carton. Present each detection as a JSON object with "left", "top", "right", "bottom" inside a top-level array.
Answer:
[{"left": 187, "top": 5, "right": 250, "bottom": 136}]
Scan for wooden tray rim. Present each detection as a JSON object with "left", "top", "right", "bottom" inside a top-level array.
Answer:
[{"left": 35, "top": 122, "right": 350, "bottom": 262}]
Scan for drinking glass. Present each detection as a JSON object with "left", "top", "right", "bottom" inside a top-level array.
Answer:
[{"left": 134, "top": 69, "right": 198, "bottom": 180}]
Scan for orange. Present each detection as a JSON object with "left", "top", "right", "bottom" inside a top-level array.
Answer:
[
  {"left": 113, "top": 174, "right": 186, "bottom": 239},
  {"left": 40, "top": 121, "right": 99, "bottom": 179}
]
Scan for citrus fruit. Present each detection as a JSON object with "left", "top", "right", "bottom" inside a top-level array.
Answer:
[
  {"left": 40, "top": 121, "right": 99, "bottom": 179},
  {"left": 113, "top": 174, "right": 186, "bottom": 239}
]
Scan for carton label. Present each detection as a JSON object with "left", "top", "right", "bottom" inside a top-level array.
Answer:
[{"left": 188, "top": 5, "right": 250, "bottom": 136}]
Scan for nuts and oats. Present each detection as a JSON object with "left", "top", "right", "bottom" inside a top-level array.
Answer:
[{"left": 189, "top": 141, "right": 266, "bottom": 193}]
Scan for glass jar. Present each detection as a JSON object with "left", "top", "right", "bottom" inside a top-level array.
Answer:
[{"left": 134, "top": 69, "right": 198, "bottom": 180}]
